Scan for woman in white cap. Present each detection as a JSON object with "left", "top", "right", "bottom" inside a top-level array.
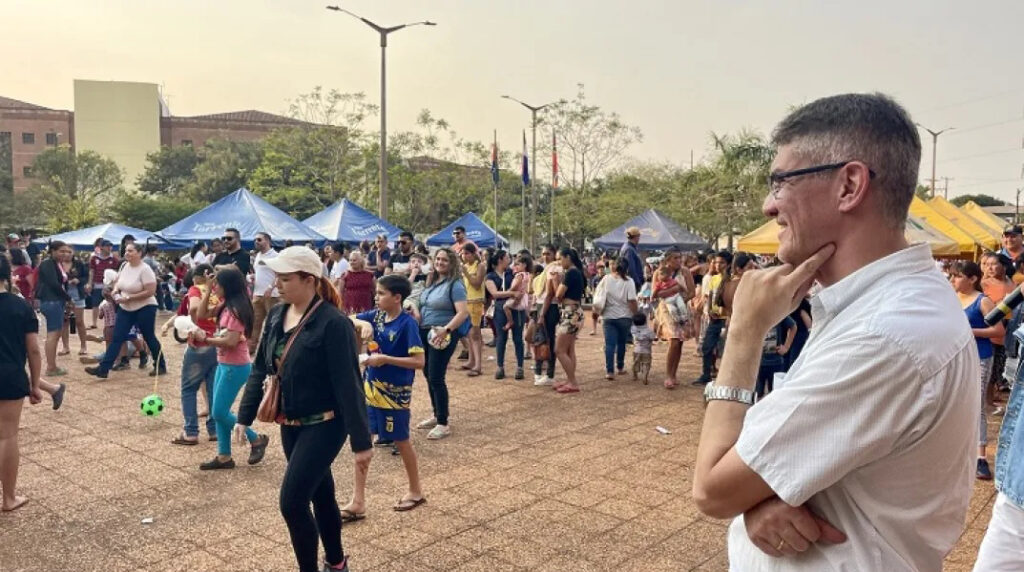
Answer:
[{"left": 235, "top": 247, "right": 371, "bottom": 572}]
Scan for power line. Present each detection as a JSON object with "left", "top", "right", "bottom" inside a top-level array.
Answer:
[
  {"left": 947, "top": 117, "right": 1024, "bottom": 136},
  {"left": 920, "top": 89, "right": 1022, "bottom": 113},
  {"left": 944, "top": 148, "right": 1022, "bottom": 163}
]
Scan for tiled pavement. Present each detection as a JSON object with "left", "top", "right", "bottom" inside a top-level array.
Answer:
[{"left": 0, "top": 318, "right": 995, "bottom": 571}]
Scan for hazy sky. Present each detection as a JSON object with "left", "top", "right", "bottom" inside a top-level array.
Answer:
[{"left": 3, "top": 0, "right": 1023, "bottom": 203}]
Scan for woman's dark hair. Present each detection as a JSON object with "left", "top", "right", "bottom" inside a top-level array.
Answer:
[
  {"left": 414, "top": 242, "right": 428, "bottom": 255},
  {"left": 359, "top": 240, "right": 371, "bottom": 254},
  {"left": 733, "top": 252, "right": 755, "bottom": 272},
  {"left": 462, "top": 242, "right": 478, "bottom": 255},
  {"left": 951, "top": 261, "right": 984, "bottom": 292},
  {"left": 190, "top": 242, "right": 207, "bottom": 258},
  {"left": 487, "top": 249, "right": 508, "bottom": 274},
  {"left": 182, "top": 268, "right": 195, "bottom": 289},
  {"left": 120, "top": 234, "right": 136, "bottom": 258},
  {"left": 558, "top": 247, "right": 584, "bottom": 273},
  {"left": 614, "top": 257, "right": 630, "bottom": 279},
  {"left": 48, "top": 240, "right": 68, "bottom": 254},
  {"left": 532, "top": 263, "right": 544, "bottom": 275},
  {"left": 214, "top": 267, "right": 254, "bottom": 337},
  {"left": 193, "top": 263, "right": 213, "bottom": 281},
  {"left": 10, "top": 248, "right": 28, "bottom": 267},
  {"left": 516, "top": 253, "right": 534, "bottom": 272},
  {"left": 0, "top": 252, "right": 10, "bottom": 284},
  {"left": 378, "top": 274, "right": 412, "bottom": 303}
]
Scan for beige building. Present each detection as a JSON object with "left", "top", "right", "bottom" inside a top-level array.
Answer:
[{"left": 73, "top": 80, "right": 162, "bottom": 189}]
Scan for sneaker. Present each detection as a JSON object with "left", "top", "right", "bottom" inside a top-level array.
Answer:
[
  {"left": 977, "top": 458, "right": 993, "bottom": 481},
  {"left": 427, "top": 425, "right": 451, "bottom": 440},
  {"left": 138, "top": 352, "right": 149, "bottom": 370},
  {"left": 514, "top": 368, "right": 524, "bottom": 380},
  {"left": 84, "top": 366, "right": 108, "bottom": 379},
  {"left": 148, "top": 366, "right": 168, "bottom": 377},
  {"left": 416, "top": 417, "right": 438, "bottom": 430},
  {"left": 374, "top": 437, "right": 395, "bottom": 447},
  {"left": 322, "top": 558, "right": 349, "bottom": 572},
  {"left": 52, "top": 383, "right": 66, "bottom": 410},
  {"left": 691, "top": 376, "right": 711, "bottom": 386},
  {"left": 534, "top": 374, "right": 553, "bottom": 386},
  {"left": 111, "top": 360, "right": 130, "bottom": 372},
  {"left": 494, "top": 368, "right": 505, "bottom": 380},
  {"left": 248, "top": 434, "right": 270, "bottom": 465},
  {"left": 199, "top": 457, "right": 236, "bottom": 471}
]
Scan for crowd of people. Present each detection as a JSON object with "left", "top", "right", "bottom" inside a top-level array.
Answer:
[{"left": 3, "top": 95, "right": 1024, "bottom": 570}]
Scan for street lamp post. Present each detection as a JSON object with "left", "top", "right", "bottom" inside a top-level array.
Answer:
[
  {"left": 915, "top": 123, "right": 954, "bottom": 199},
  {"left": 502, "top": 95, "right": 554, "bottom": 250},
  {"left": 326, "top": 5, "right": 436, "bottom": 221}
]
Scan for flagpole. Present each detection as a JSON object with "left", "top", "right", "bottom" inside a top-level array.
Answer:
[
  {"left": 550, "top": 129, "right": 557, "bottom": 244},
  {"left": 492, "top": 129, "right": 498, "bottom": 233}
]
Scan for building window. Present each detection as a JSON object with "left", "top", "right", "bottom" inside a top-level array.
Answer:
[
  {"left": 22, "top": 132, "right": 34, "bottom": 145},
  {"left": 181, "top": 139, "right": 193, "bottom": 147},
  {"left": 23, "top": 166, "right": 32, "bottom": 177},
  {"left": 46, "top": 133, "right": 58, "bottom": 146}
]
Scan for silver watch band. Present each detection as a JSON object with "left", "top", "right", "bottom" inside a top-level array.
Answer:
[{"left": 703, "top": 383, "right": 755, "bottom": 405}]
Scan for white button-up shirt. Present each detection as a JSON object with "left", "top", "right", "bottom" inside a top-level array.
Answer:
[
  {"left": 728, "top": 243, "right": 978, "bottom": 571},
  {"left": 253, "top": 249, "right": 279, "bottom": 298}
]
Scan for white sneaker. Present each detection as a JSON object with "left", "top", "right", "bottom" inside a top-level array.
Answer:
[
  {"left": 416, "top": 417, "right": 438, "bottom": 430},
  {"left": 427, "top": 424, "right": 450, "bottom": 440},
  {"left": 534, "top": 375, "right": 552, "bottom": 386}
]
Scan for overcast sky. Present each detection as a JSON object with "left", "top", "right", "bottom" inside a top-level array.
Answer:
[{"left": 3, "top": 0, "right": 1022, "bottom": 203}]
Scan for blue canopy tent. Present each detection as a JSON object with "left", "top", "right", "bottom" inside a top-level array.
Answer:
[
  {"left": 33, "top": 223, "right": 185, "bottom": 251},
  {"left": 302, "top": 199, "right": 403, "bottom": 245},
  {"left": 425, "top": 212, "right": 508, "bottom": 249},
  {"left": 593, "top": 209, "right": 709, "bottom": 251},
  {"left": 159, "top": 188, "right": 326, "bottom": 248}
]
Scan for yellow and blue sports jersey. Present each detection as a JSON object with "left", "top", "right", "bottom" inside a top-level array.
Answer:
[{"left": 356, "top": 309, "right": 424, "bottom": 410}]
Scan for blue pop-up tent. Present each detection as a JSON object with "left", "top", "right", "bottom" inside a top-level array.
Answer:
[
  {"left": 33, "top": 223, "right": 185, "bottom": 251},
  {"left": 425, "top": 212, "right": 508, "bottom": 249},
  {"left": 593, "top": 208, "right": 709, "bottom": 251},
  {"left": 159, "top": 188, "right": 326, "bottom": 248},
  {"left": 302, "top": 199, "right": 403, "bottom": 245}
]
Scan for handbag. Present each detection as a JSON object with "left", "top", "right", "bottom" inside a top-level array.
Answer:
[
  {"left": 592, "top": 276, "right": 608, "bottom": 314},
  {"left": 446, "top": 280, "right": 471, "bottom": 337},
  {"left": 256, "top": 299, "right": 323, "bottom": 423},
  {"left": 532, "top": 324, "right": 551, "bottom": 361}
]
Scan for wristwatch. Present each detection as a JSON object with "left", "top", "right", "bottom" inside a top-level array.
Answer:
[{"left": 703, "top": 383, "right": 755, "bottom": 406}]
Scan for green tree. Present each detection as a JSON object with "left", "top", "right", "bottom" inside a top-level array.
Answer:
[
  {"left": 915, "top": 184, "right": 932, "bottom": 199},
  {"left": 29, "top": 146, "right": 124, "bottom": 231},
  {"left": 0, "top": 132, "right": 12, "bottom": 195},
  {"left": 184, "top": 139, "right": 263, "bottom": 203},
  {"left": 950, "top": 193, "right": 1008, "bottom": 207},
  {"left": 137, "top": 145, "right": 201, "bottom": 195},
  {"left": 110, "top": 192, "right": 201, "bottom": 231}
]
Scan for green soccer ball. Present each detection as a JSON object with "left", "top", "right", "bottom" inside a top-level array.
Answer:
[{"left": 140, "top": 394, "right": 164, "bottom": 417}]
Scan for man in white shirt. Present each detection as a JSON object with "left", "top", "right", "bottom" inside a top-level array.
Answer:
[
  {"left": 328, "top": 243, "right": 350, "bottom": 288},
  {"left": 250, "top": 232, "right": 279, "bottom": 354},
  {"left": 692, "top": 93, "right": 978, "bottom": 571}
]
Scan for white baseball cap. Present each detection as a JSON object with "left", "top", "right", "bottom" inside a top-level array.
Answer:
[{"left": 260, "top": 246, "right": 323, "bottom": 276}]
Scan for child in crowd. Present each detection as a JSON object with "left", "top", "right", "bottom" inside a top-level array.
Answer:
[
  {"left": 755, "top": 316, "right": 797, "bottom": 400},
  {"left": 405, "top": 253, "right": 429, "bottom": 320},
  {"left": 344, "top": 275, "right": 427, "bottom": 519},
  {"left": 631, "top": 312, "right": 655, "bottom": 384},
  {"left": 504, "top": 254, "right": 532, "bottom": 332}
]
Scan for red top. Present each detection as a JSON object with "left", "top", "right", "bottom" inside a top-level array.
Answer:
[
  {"left": 343, "top": 270, "right": 375, "bottom": 313},
  {"left": 89, "top": 254, "right": 120, "bottom": 286},
  {"left": 12, "top": 265, "right": 33, "bottom": 304}
]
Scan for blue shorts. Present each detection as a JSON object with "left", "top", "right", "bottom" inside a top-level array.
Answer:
[
  {"left": 89, "top": 286, "right": 104, "bottom": 309},
  {"left": 39, "top": 300, "right": 66, "bottom": 333},
  {"left": 367, "top": 407, "right": 410, "bottom": 442}
]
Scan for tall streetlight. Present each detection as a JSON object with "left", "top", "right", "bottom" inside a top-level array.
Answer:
[
  {"left": 326, "top": 5, "right": 436, "bottom": 220},
  {"left": 502, "top": 95, "right": 554, "bottom": 249},
  {"left": 916, "top": 123, "right": 954, "bottom": 198}
]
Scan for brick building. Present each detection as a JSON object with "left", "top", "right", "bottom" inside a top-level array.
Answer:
[{"left": 1, "top": 84, "right": 301, "bottom": 194}]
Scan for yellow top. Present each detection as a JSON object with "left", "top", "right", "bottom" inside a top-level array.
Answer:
[{"left": 462, "top": 261, "right": 485, "bottom": 302}]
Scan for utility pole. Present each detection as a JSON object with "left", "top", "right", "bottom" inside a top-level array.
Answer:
[
  {"left": 1017, "top": 187, "right": 1022, "bottom": 225},
  {"left": 941, "top": 177, "right": 953, "bottom": 199},
  {"left": 502, "top": 95, "right": 555, "bottom": 250},
  {"left": 915, "top": 124, "right": 954, "bottom": 198}
]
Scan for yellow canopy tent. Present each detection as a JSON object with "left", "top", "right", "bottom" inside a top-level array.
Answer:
[
  {"left": 736, "top": 215, "right": 960, "bottom": 257},
  {"left": 961, "top": 200, "right": 1010, "bottom": 235},
  {"left": 928, "top": 196, "right": 999, "bottom": 251},
  {"left": 909, "top": 196, "right": 978, "bottom": 257}
]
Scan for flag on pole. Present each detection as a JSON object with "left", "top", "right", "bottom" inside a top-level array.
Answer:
[
  {"left": 491, "top": 136, "right": 499, "bottom": 186},
  {"left": 552, "top": 130, "right": 559, "bottom": 189},
  {"left": 521, "top": 130, "right": 530, "bottom": 187}
]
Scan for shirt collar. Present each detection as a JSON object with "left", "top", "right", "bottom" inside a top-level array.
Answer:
[{"left": 811, "top": 243, "right": 935, "bottom": 324}]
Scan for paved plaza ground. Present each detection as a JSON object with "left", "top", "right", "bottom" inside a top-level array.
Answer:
[{"left": 0, "top": 317, "right": 996, "bottom": 571}]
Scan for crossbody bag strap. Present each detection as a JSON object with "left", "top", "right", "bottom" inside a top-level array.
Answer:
[{"left": 277, "top": 299, "right": 324, "bottom": 374}]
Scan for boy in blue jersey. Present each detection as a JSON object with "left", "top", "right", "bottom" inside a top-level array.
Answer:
[{"left": 342, "top": 275, "right": 427, "bottom": 519}]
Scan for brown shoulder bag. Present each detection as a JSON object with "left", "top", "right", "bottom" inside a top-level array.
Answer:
[{"left": 256, "top": 300, "right": 323, "bottom": 423}]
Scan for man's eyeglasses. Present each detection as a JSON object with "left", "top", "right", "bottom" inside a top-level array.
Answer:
[
  {"left": 767, "top": 161, "right": 875, "bottom": 199},
  {"left": 221, "top": 236, "right": 235, "bottom": 242}
]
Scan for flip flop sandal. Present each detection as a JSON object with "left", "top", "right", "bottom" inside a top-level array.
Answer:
[
  {"left": 393, "top": 497, "right": 427, "bottom": 512},
  {"left": 171, "top": 434, "right": 199, "bottom": 446},
  {"left": 45, "top": 368, "right": 67, "bottom": 377},
  {"left": 556, "top": 385, "right": 580, "bottom": 394},
  {"left": 57, "top": 350, "right": 71, "bottom": 356},
  {"left": 466, "top": 370, "right": 482, "bottom": 377},
  {"left": 340, "top": 509, "right": 366, "bottom": 523}
]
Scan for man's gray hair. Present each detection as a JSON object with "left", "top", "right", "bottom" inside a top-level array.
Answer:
[{"left": 772, "top": 93, "right": 921, "bottom": 228}]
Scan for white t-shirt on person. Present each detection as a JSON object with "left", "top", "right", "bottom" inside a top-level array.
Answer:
[
  {"left": 728, "top": 244, "right": 977, "bottom": 572},
  {"left": 114, "top": 262, "right": 158, "bottom": 312},
  {"left": 599, "top": 275, "right": 637, "bottom": 320},
  {"left": 253, "top": 249, "right": 279, "bottom": 298}
]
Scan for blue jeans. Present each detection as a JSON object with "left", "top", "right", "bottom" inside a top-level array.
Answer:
[
  {"left": 97, "top": 305, "right": 166, "bottom": 373},
  {"left": 181, "top": 345, "right": 217, "bottom": 438},
  {"left": 602, "top": 317, "right": 632, "bottom": 374},
  {"left": 755, "top": 359, "right": 784, "bottom": 399},
  {"left": 420, "top": 327, "right": 461, "bottom": 426},
  {"left": 212, "top": 363, "right": 258, "bottom": 456},
  {"left": 699, "top": 319, "right": 726, "bottom": 381},
  {"left": 493, "top": 303, "right": 524, "bottom": 369},
  {"left": 532, "top": 304, "right": 559, "bottom": 378},
  {"left": 39, "top": 300, "right": 66, "bottom": 333}
]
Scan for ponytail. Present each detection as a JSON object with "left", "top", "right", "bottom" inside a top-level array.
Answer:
[{"left": 317, "top": 276, "right": 344, "bottom": 308}]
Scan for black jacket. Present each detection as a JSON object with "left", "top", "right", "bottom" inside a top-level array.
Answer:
[
  {"left": 34, "top": 258, "right": 70, "bottom": 303},
  {"left": 237, "top": 298, "right": 371, "bottom": 452}
]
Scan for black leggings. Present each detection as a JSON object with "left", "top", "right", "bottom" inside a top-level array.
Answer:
[
  {"left": 420, "top": 327, "right": 460, "bottom": 426},
  {"left": 280, "top": 418, "right": 347, "bottom": 572},
  {"left": 533, "top": 304, "right": 559, "bottom": 378}
]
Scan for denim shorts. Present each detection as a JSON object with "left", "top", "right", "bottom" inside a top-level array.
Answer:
[{"left": 39, "top": 300, "right": 66, "bottom": 333}]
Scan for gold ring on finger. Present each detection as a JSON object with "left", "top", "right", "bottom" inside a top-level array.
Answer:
[{"left": 776, "top": 539, "right": 786, "bottom": 551}]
